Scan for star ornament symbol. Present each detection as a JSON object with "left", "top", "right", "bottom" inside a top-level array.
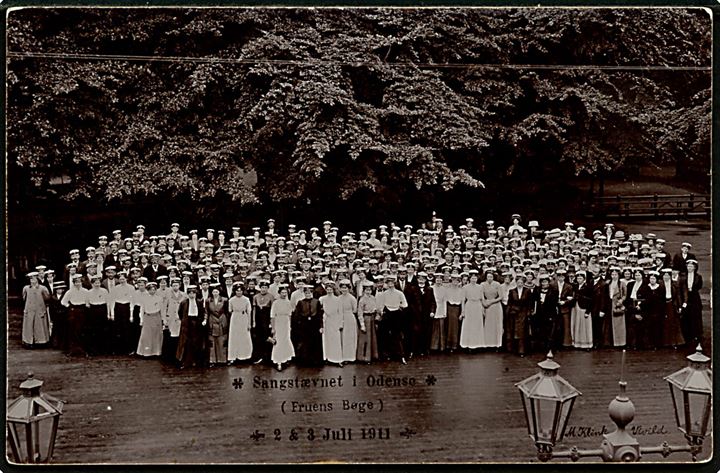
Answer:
[
  {"left": 400, "top": 427, "right": 417, "bottom": 439},
  {"left": 425, "top": 374, "right": 437, "bottom": 386},
  {"left": 233, "top": 377, "right": 244, "bottom": 389}
]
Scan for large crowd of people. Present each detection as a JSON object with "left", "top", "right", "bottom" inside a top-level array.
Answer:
[{"left": 20, "top": 214, "right": 705, "bottom": 370}]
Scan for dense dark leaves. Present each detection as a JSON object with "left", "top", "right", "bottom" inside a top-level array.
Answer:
[{"left": 7, "top": 7, "right": 711, "bottom": 204}]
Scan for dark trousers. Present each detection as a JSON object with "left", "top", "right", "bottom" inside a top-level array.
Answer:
[
  {"left": 591, "top": 312, "right": 604, "bottom": 348},
  {"left": 531, "top": 315, "right": 555, "bottom": 354}
]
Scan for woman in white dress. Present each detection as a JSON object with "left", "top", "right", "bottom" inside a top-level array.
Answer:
[
  {"left": 320, "top": 281, "right": 343, "bottom": 366},
  {"left": 337, "top": 279, "right": 359, "bottom": 362},
  {"left": 480, "top": 270, "right": 504, "bottom": 348},
  {"left": 137, "top": 281, "right": 164, "bottom": 357},
  {"left": 270, "top": 286, "right": 294, "bottom": 370},
  {"left": 460, "top": 272, "right": 485, "bottom": 349},
  {"left": 228, "top": 283, "right": 253, "bottom": 363}
]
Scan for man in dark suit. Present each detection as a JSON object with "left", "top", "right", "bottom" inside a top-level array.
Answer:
[
  {"left": 104, "top": 241, "right": 121, "bottom": 268},
  {"left": 78, "top": 246, "right": 96, "bottom": 275},
  {"left": 101, "top": 266, "right": 118, "bottom": 292},
  {"left": 553, "top": 269, "right": 574, "bottom": 349},
  {"left": 222, "top": 273, "right": 235, "bottom": 299},
  {"left": 654, "top": 239, "right": 672, "bottom": 268},
  {"left": 590, "top": 272, "right": 611, "bottom": 348},
  {"left": 415, "top": 272, "right": 437, "bottom": 357},
  {"left": 532, "top": 274, "right": 559, "bottom": 353},
  {"left": 313, "top": 273, "right": 330, "bottom": 299},
  {"left": 672, "top": 242, "right": 696, "bottom": 274},
  {"left": 506, "top": 273, "right": 534, "bottom": 356},
  {"left": 142, "top": 253, "right": 168, "bottom": 282},
  {"left": 176, "top": 285, "right": 207, "bottom": 369}
]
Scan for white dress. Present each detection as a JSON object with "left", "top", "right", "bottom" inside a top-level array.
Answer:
[
  {"left": 270, "top": 298, "right": 295, "bottom": 364},
  {"left": 321, "top": 294, "right": 343, "bottom": 363},
  {"left": 338, "top": 294, "right": 358, "bottom": 362},
  {"left": 481, "top": 281, "right": 504, "bottom": 347},
  {"left": 459, "top": 284, "right": 485, "bottom": 348},
  {"left": 228, "top": 295, "right": 253, "bottom": 361}
]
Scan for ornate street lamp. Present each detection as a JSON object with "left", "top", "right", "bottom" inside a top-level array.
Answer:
[
  {"left": 517, "top": 347, "right": 713, "bottom": 462},
  {"left": 6, "top": 373, "right": 64, "bottom": 463},
  {"left": 664, "top": 344, "right": 713, "bottom": 458},
  {"left": 515, "top": 352, "right": 582, "bottom": 461}
]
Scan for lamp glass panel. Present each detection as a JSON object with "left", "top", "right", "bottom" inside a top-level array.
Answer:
[
  {"left": 519, "top": 392, "right": 533, "bottom": 436},
  {"left": 670, "top": 383, "right": 685, "bottom": 431},
  {"left": 7, "top": 422, "right": 28, "bottom": 462},
  {"left": 687, "top": 391, "right": 710, "bottom": 437},
  {"left": 33, "top": 415, "right": 56, "bottom": 461},
  {"left": 556, "top": 398, "right": 574, "bottom": 442},
  {"left": 533, "top": 398, "right": 558, "bottom": 443}
]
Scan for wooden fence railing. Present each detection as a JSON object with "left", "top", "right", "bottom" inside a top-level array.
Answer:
[{"left": 587, "top": 193, "right": 710, "bottom": 219}]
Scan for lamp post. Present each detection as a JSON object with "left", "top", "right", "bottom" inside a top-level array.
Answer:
[
  {"left": 6, "top": 373, "right": 64, "bottom": 463},
  {"left": 664, "top": 344, "right": 713, "bottom": 460},
  {"left": 516, "top": 346, "right": 712, "bottom": 462},
  {"left": 515, "top": 351, "right": 582, "bottom": 461}
]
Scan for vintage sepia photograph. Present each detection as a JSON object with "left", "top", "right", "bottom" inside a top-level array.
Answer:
[{"left": 4, "top": 6, "right": 713, "bottom": 465}]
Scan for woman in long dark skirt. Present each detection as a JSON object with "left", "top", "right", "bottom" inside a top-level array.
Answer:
[
  {"left": 252, "top": 280, "right": 275, "bottom": 364},
  {"left": 639, "top": 271, "right": 664, "bottom": 350},
  {"left": 660, "top": 269, "right": 685, "bottom": 348},
  {"left": 205, "top": 285, "right": 229, "bottom": 366},
  {"left": 49, "top": 283, "right": 69, "bottom": 351},
  {"left": 176, "top": 285, "right": 207, "bottom": 369},
  {"left": 292, "top": 285, "right": 325, "bottom": 366},
  {"left": 129, "top": 276, "right": 147, "bottom": 355},
  {"left": 109, "top": 272, "right": 136, "bottom": 355},
  {"left": 624, "top": 268, "right": 645, "bottom": 350},
  {"left": 444, "top": 274, "right": 464, "bottom": 352},
  {"left": 355, "top": 281, "right": 379, "bottom": 363},
  {"left": 682, "top": 259, "right": 704, "bottom": 346},
  {"left": 85, "top": 275, "right": 111, "bottom": 356},
  {"left": 379, "top": 276, "right": 408, "bottom": 364},
  {"left": 60, "top": 275, "right": 89, "bottom": 357}
]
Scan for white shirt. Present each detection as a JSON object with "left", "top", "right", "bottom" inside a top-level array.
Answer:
[
  {"left": 687, "top": 272, "right": 695, "bottom": 291},
  {"left": 61, "top": 287, "right": 89, "bottom": 306},
  {"left": 381, "top": 288, "right": 408, "bottom": 311},
  {"left": 188, "top": 298, "right": 199, "bottom": 317}
]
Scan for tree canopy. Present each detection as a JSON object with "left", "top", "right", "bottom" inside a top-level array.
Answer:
[{"left": 7, "top": 7, "right": 712, "bottom": 206}]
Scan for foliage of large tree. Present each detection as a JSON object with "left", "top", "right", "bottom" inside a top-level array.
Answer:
[{"left": 7, "top": 7, "right": 712, "bottom": 206}]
